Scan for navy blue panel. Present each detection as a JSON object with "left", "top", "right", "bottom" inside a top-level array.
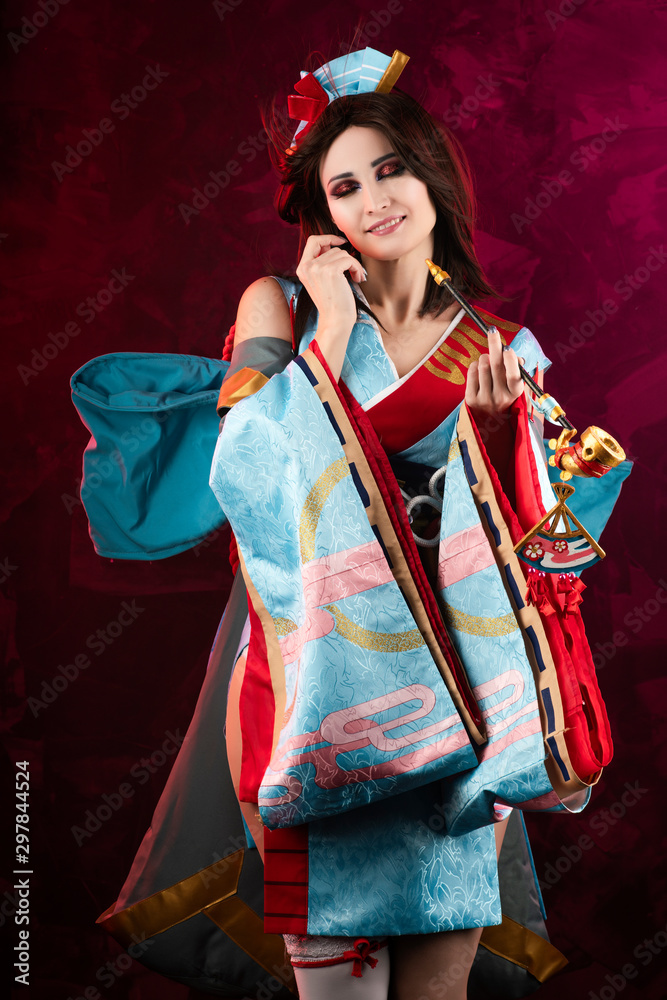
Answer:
[
  {"left": 547, "top": 735, "right": 570, "bottom": 781},
  {"left": 323, "top": 401, "right": 345, "bottom": 445},
  {"left": 294, "top": 354, "right": 318, "bottom": 385},
  {"left": 542, "top": 686, "right": 555, "bottom": 735},
  {"left": 504, "top": 564, "right": 524, "bottom": 608},
  {"left": 371, "top": 524, "right": 392, "bottom": 568},
  {"left": 525, "top": 625, "right": 546, "bottom": 672},
  {"left": 480, "top": 501, "right": 501, "bottom": 546},
  {"left": 349, "top": 462, "right": 370, "bottom": 508},
  {"left": 459, "top": 438, "right": 478, "bottom": 485}
]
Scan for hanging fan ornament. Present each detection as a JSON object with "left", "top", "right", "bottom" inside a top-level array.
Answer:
[{"left": 514, "top": 482, "right": 605, "bottom": 573}]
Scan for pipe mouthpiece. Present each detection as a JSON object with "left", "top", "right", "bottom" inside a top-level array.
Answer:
[{"left": 425, "top": 259, "right": 450, "bottom": 285}]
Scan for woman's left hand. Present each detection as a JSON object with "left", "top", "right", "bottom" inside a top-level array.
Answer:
[{"left": 465, "top": 328, "right": 524, "bottom": 419}]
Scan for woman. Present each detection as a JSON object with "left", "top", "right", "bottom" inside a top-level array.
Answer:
[
  {"left": 83, "top": 46, "right": 617, "bottom": 1000},
  {"left": 210, "top": 48, "right": 586, "bottom": 1000},
  {"left": 226, "top": 139, "right": 516, "bottom": 1000}
]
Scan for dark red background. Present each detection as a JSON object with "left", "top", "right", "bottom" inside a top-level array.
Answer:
[{"left": 1, "top": 1, "right": 666, "bottom": 997}]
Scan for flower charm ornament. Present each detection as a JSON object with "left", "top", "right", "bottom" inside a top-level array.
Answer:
[{"left": 524, "top": 542, "right": 544, "bottom": 561}]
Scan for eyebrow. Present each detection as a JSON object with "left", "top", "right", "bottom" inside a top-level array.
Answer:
[{"left": 326, "top": 152, "right": 396, "bottom": 187}]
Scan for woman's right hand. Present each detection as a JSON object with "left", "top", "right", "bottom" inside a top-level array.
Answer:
[{"left": 296, "top": 235, "right": 365, "bottom": 378}]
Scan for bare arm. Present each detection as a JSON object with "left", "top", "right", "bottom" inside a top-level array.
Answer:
[{"left": 232, "top": 275, "right": 293, "bottom": 347}]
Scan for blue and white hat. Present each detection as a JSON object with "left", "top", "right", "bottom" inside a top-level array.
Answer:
[{"left": 286, "top": 47, "right": 409, "bottom": 152}]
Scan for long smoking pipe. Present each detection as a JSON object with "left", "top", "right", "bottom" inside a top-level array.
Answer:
[
  {"left": 425, "top": 258, "right": 572, "bottom": 430},
  {"left": 425, "top": 258, "right": 626, "bottom": 480}
]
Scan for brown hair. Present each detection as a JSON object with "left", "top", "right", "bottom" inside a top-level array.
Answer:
[{"left": 262, "top": 87, "right": 505, "bottom": 345}]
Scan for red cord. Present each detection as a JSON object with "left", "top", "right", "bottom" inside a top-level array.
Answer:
[{"left": 222, "top": 322, "right": 236, "bottom": 362}]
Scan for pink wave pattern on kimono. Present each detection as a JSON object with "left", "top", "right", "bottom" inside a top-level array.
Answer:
[
  {"left": 437, "top": 523, "right": 496, "bottom": 589},
  {"left": 258, "top": 673, "right": 542, "bottom": 809},
  {"left": 473, "top": 670, "right": 541, "bottom": 762},
  {"left": 278, "top": 540, "right": 395, "bottom": 666},
  {"left": 258, "top": 684, "right": 469, "bottom": 805}
]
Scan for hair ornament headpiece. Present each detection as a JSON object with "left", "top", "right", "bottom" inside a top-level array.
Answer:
[{"left": 285, "top": 47, "right": 409, "bottom": 154}]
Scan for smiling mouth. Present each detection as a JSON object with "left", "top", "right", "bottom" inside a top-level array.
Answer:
[{"left": 368, "top": 216, "right": 406, "bottom": 234}]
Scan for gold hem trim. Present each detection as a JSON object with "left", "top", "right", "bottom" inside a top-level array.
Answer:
[
  {"left": 97, "top": 851, "right": 244, "bottom": 943},
  {"left": 480, "top": 914, "right": 568, "bottom": 983}
]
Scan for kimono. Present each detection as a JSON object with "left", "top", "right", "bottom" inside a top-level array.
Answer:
[{"left": 72, "top": 276, "right": 629, "bottom": 998}]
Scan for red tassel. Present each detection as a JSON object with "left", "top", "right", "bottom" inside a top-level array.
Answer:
[
  {"left": 222, "top": 322, "right": 236, "bottom": 362},
  {"left": 526, "top": 569, "right": 587, "bottom": 617},
  {"left": 525, "top": 567, "right": 557, "bottom": 616},
  {"left": 558, "top": 572, "right": 586, "bottom": 615}
]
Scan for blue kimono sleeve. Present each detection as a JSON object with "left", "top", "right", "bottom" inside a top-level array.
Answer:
[{"left": 70, "top": 352, "right": 229, "bottom": 560}]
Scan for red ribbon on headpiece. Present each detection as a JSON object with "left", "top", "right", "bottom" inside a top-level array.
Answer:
[{"left": 287, "top": 73, "right": 330, "bottom": 146}]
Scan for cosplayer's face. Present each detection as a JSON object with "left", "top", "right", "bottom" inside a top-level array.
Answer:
[{"left": 319, "top": 126, "right": 437, "bottom": 261}]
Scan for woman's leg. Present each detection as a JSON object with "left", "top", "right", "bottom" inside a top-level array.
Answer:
[
  {"left": 388, "top": 927, "right": 482, "bottom": 1000},
  {"left": 291, "top": 947, "right": 391, "bottom": 1000},
  {"left": 389, "top": 815, "right": 511, "bottom": 1000}
]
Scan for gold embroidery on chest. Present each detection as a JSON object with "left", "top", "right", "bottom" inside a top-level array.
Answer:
[{"left": 424, "top": 323, "right": 508, "bottom": 384}]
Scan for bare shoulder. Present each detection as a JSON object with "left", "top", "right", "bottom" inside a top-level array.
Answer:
[{"left": 234, "top": 276, "right": 292, "bottom": 344}]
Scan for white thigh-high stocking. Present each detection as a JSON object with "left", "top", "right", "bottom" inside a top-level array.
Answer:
[{"left": 292, "top": 947, "right": 390, "bottom": 1000}]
